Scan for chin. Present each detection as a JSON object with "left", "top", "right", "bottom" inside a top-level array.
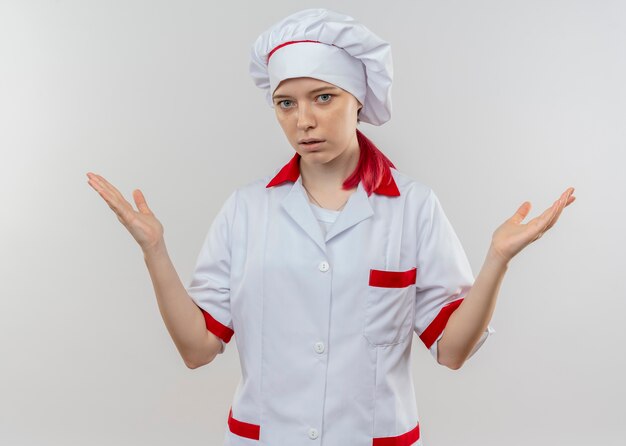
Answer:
[{"left": 308, "top": 152, "right": 342, "bottom": 166}]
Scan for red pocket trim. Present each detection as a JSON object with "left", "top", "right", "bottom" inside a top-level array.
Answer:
[
  {"left": 419, "top": 298, "right": 464, "bottom": 349},
  {"left": 228, "top": 407, "right": 260, "bottom": 440},
  {"left": 369, "top": 267, "right": 417, "bottom": 288},
  {"left": 198, "top": 306, "right": 234, "bottom": 343},
  {"left": 372, "top": 421, "right": 420, "bottom": 445}
]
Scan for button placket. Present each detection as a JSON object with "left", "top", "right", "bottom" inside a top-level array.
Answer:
[{"left": 308, "top": 260, "right": 328, "bottom": 441}]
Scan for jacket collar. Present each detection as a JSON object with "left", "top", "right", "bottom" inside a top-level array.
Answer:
[{"left": 265, "top": 152, "right": 400, "bottom": 196}]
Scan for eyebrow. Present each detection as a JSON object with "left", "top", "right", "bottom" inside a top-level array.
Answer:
[{"left": 272, "top": 86, "right": 341, "bottom": 101}]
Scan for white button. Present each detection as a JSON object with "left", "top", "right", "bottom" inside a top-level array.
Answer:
[
  {"left": 318, "top": 261, "right": 329, "bottom": 272},
  {"left": 314, "top": 342, "right": 325, "bottom": 354},
  {"left": 308, "top": 428, "right": 319, "bottom": 439}
]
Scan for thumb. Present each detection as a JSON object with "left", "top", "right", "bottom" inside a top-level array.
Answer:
[
  {"left": 510, "top": 201, "right": 531, "bottom": 224},
  {"left": 132, "top": 189, "right": 152, "bottom": 214}
]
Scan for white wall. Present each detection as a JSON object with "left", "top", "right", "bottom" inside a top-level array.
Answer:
[{"left": 0, "top": 0, "right": 624, "bottom": 445}]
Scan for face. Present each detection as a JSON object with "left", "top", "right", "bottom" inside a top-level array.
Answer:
[{"left": 272, "top": 77, "right": 363, "bottom": 165}]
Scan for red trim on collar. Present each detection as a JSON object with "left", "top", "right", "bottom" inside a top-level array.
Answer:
[
  {"left": 266, "top": 152, "right": 302, "bottom": 187},
  {"left": 265, "top": 152, "right": 400, "bottom": 197}
]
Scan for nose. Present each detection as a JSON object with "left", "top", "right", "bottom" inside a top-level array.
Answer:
[{"left": 296, "top": 103, "right": 316, "bottom": 130}]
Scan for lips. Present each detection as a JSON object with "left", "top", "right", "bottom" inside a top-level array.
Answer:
[{"left": 299, "top": 138, "right": 325, "bottom": 144}]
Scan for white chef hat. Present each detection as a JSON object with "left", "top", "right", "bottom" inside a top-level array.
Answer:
[{"left": 249, "top": 8, "right": 393, "bottom": 126}]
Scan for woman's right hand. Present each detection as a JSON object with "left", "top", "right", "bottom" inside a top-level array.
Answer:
[{"left": 86, "top": 172, "right": 165, "bottom": 252}]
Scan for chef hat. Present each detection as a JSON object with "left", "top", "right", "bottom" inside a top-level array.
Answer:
[{"left": 249, "top": 8, "right": 393, "bottom": 126}]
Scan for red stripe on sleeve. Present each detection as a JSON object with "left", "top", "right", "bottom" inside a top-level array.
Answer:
[
  {"left": 197, "top": 306, "right": 234, "bottom": 343},
  {"left": 419, "top": 298, "right": 464, "bottom": 349}
]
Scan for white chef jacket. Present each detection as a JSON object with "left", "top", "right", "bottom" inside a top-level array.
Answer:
[{"left": 186, "top": 153, "right": 494, "bottom": 446}]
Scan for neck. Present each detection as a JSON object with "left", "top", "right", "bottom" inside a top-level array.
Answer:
[{"left": 299, "top": 132, "right": 360, "bottom": 192}]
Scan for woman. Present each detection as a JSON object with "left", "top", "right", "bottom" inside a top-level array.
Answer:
[{"left": 87, "top": 8, "right": 575, "bottom": 446}]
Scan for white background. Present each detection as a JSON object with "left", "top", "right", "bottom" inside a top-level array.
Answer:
[{"left": 1, "top": 0, "right": 624, "bottom": 445}]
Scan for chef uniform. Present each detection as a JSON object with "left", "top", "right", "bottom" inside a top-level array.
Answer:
[{"left": 186, "top": 8, "right": 495, "bottom": 446}]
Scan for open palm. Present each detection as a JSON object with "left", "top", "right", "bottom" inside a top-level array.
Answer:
[
  {"left": 86, "top": 172, "right": 164, "bottom": 252},
  {"left": 491, "top": 187, "right": 576, "bottom": 263}
]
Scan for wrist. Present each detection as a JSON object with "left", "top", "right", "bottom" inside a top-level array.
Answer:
[
  {"left": 143, "top": 239, "right": 167, "bottom": 258},
  {"left": 486, "top": 245, "right": 510, "bottom": 270}
]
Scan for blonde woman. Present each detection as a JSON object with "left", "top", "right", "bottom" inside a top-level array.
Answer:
[{"left": 87, "top": 8, "right": 575, "bottom": 445}]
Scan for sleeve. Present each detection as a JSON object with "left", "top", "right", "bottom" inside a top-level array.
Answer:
[
  {"left": 185, "top": 189, "right": 239, "bottom": 354},
  {"left": 413, "top": 189, "right": 495, "bottom": 363}
]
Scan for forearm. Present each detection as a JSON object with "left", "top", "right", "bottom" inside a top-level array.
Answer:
[
  {"left": 143, "top": 240, "right": 221, "bottom": 368},
  {"left": 436, "top": 245, "right": 508, "bottom": 369}
]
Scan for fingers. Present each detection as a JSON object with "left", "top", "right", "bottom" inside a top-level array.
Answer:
[
  {"left": 531, "top": 199, "right": 558, "bottom": 227},
  {"left": 86, "top": 172, "right": 134, "bottom": 220},
  {"left": 132, "top": 189, "right": 153, "bottom": 215},
  {"left": 541, "top": 201, "right": 561, "bottom": 235},
  {"left": 87, "top": 172, "right": 117, "bottom": 204},
  {"left": 532, "top": 187, "right": 575, "bottom": 239},
  {"left": 545, "top": 187, "right": 575, "bottom": 231},
  {"left": 89, "top": 172, "right": 125, "bottom": 203},
  {"left": 509, "top": 187, "right": 574, "bottom": 227},
  {"left": 510, "top": 201, "right": 532, "bottom": 224}
]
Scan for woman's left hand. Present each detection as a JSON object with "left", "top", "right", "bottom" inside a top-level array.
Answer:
[{"left": 490, "top": 187, "right": 576, "bottom": 264}]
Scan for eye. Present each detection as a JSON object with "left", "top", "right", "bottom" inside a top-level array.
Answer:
[
  {"left": 277, "top": 100, "right": 294, "bottom": 109},
  {"left": 317, "top": 94, "right": 332, "bottom": 103}
]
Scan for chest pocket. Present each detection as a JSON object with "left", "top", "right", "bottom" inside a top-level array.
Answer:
[{"left": 363, "top": 267, "right": 417, "bottom": 346}]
